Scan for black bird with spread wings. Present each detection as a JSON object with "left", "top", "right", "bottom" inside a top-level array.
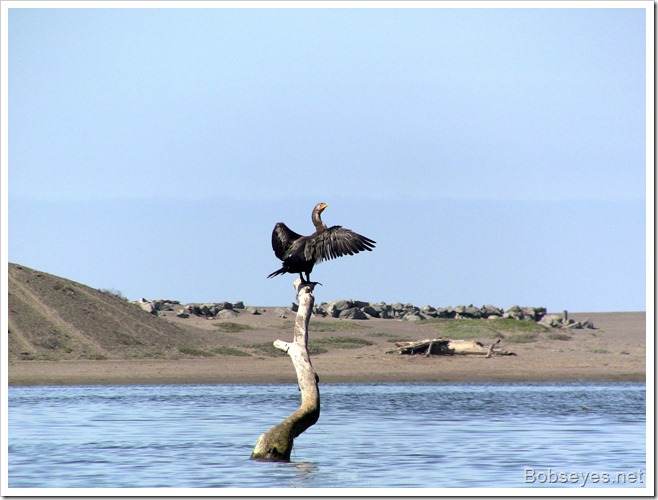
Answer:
[{"left": 267, "top": 202, "right": 376, "bottom": 283}]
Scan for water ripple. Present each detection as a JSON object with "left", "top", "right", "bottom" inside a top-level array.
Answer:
[{"left": 8, "top": 382, "right": 646, "bottom": 489}]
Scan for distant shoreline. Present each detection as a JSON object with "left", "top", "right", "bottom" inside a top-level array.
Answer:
[
  {"left": 8, "top": 259, "right": 646, "bottom": 388},
  {"left": 9, "top": 345, "right": 646, "bottom": 387},
  {"left": 7, "top": 366, "right": 646, "bottom": 387},
  {"left": 9, "top": 309, "right": 647, "bottom": 387}
]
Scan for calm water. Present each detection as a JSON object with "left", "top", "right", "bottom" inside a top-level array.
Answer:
[{"left": 8, "top": 382, "right": 646, "bottom": 490}]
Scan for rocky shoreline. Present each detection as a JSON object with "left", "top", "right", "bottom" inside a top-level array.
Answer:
[{"left": 136, "top": 298, "right": 596, "bottom": 330}]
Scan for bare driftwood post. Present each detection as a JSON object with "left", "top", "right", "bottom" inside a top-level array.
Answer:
[{"left": 250, "top": 279, "right": 320, "bottom": 462}]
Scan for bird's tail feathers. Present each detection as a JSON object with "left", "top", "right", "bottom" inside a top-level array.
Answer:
[{"left": 267, "top": 267, "right": 286, "bottom": 279}]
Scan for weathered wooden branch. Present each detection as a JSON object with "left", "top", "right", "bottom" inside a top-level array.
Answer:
[
  {"left": 425, "top": 340, "right": 434, "bottom": 357},
  {"left": 486, "top": 338, "right": 501, "bottom": 358},
  {"left": 387, "top": 338, "right": 516, "bottom": 356},
  {"left": 250, "top": 279, "right": 320, "bottom": 462}
]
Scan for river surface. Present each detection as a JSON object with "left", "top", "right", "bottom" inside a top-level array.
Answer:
[{"left": 7, "top": 382, "right": 646, "bottom": 490}]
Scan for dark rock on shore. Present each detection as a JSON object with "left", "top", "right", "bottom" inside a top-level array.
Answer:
[
  {"left": 133, "top": 293, "right": 589, "bottom": 330},
  {"left": 133, "top": 295, "right": 575, "bottom": 328}
]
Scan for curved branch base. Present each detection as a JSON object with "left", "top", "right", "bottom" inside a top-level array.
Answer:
[{"left": 250, "top": 279, "right": 320, "bottom": 462}]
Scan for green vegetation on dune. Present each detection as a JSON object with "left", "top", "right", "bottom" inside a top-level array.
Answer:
[
  {"left": 386, "top": 337, "right": 414, "bottom": 343},
  {"left": 128, "top": 350, "right": 167, "bottom": 359},
  {"left": 247, "top": 343, "right": 287, "bottom": 357},
  {"left": 311, "top": 336, "right": 373, "bottom": 350},
  {"left": 365, "top": 331, "right": 414, "bottom": 343},
  {"left": 275, "top": 320, "right": 369, "bottom": 332},
  {"left": 178, "top": 347, "right": 215, "bottom": 357},
  {"left": 246, "top": 336, "right": 373, "bottom": 357},
  {"left": 504, "top": 333, "right": 539, "bottom": 343},
  {"left": 430, "top": 319, "right": 500, "bottom": 339},
  {"left": 487, "top": 318, "right": 549, "bottom": 333},
  {"left": 307, "top": 345, "right": 329, "bottom": 356},
  {"left": 546, "top": 332, "right": 572, "bottom": 341},
  {"left": 81, "top": 353, "right": 109, "bottom": 360},
  {"left": 17, "top": 352, "right": 60, "bottom": 361},
  {"left": 430, "top": 318, "right": 548, "bottom": 340},
  {"left": 365, "top": 331, "right": 397, "bottom": 338},
  {"left": 210, "top": 346, "right": 251, "bottom": 357},
  {"left": 214, "top": 322, "right": 255, "bottom": 333}
]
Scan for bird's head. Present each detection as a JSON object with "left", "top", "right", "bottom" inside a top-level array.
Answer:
[{"left": 312, "top": 202, "right": 329, "bottom": 229}]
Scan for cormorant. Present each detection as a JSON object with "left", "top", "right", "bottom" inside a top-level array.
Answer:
[{"left": 267, "top": 202, "right": 376, "bottom": 283}]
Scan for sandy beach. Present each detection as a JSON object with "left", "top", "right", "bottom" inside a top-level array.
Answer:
[{"left": 9, "top": 311, "right": 646, "bottom": 386}]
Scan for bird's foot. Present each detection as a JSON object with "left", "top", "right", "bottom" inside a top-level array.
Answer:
[{"left": 301, "top": 279, "right": 323, "bottom": 287}]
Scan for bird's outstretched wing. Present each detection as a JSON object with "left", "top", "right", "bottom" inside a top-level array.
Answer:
[
  {"left": 305, "top": 225, "right": 376, "bottom": 263},
  {"left": 271, "top": 222, "right": 304, "bottom": 260}
]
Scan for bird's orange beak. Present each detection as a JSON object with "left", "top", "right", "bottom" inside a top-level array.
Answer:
[{"left": 319, "top": 203, "right": 328, "bottom": 212}]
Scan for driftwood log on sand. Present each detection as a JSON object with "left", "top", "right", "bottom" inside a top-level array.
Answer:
[
  {"left": 388, "top": 338, "right": 516, "bottom": 357},
  {"left": 250, "top": 279, "right": 320, "bottom": 462}
]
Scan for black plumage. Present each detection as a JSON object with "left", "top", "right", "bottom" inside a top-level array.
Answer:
[{"left": 267, "top": 202, "right": 376, "bottom": 282}]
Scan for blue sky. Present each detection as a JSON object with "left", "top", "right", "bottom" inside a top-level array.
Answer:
[{"left": 6, "top": 2, "right": 651, "bottom": 311}]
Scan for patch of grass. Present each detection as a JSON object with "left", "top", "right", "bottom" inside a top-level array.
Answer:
[
  {"left": 275, "top": 320, "right": 369, "bottom": 332},
  {"left": 127, "top": 351, "right": 167, "bottom": 359},
  {"left": 366, "top": 331, "right": 397, "bottom": 338},
  {"left": 364, "top": 331, "right": 416, "bottom": 343},
  {"left": 81, "top": 353, "right": 108, "bottom": 360},
  {"left": 588, "top": 348, "right": 610, "bottom": 354},
  {"left": 489, "top": 318, "right": 549, "bottom": 333},
  {"left": 311, "top": 336, "right": 373, "bottom": 349},
  {"left": 313, "top": 322, "right": 369, "bottom": 332},
  {"left": 307, "top": 345, "right": 329, "bottom": 356},
  {"left": 210, "top": 346, "right": 251, "bottom": 357},
  {"left": 546, "top": 332, "right": 572, "bottom": 341},
  {"left": 273, "top": 320, "right": 296, "bottom": 330},
  {"left": 247, "top": 335, "right": 373, "bottom": 357},
  {"left": 19, "top": 352, "right": 60, "bottom": 361},
  {"left": 214, "top": 322, "right": 254, "bottom": 333},
  {"left": 432, "top": 319, "right": 498, "bottom": 339},
  {"left": 432, "top": 318, "right": 547, "bottom": 340},
  {"left": 178, "top": 347, "right": 215, "bottom": 357},
  {"left": 504, "top": 333, "right": 539, "bottom": 344}
]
